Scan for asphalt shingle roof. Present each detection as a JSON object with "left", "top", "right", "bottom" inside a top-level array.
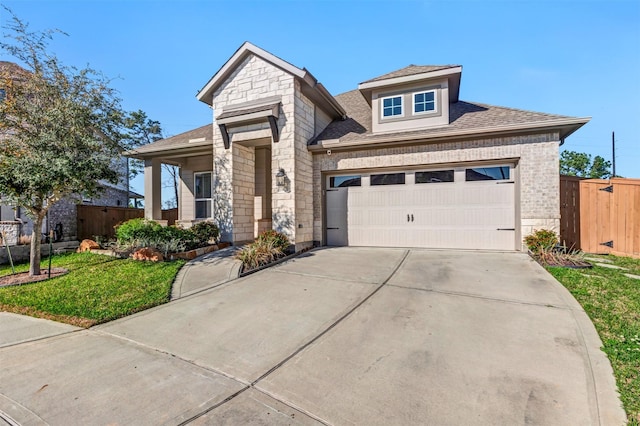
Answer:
[
  {"left": 311, "top": 89, "right": 576, "bottom": 145},
  {"left": 132, "top": 124, "right": 212, "bottom": 154},
  {"left": 360, "top": 65, "right": 460, "bottom": 84}
]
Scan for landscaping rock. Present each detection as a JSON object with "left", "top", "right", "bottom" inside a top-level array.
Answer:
[
  {"left": 77, "top": 239, "right": 100, "bottom": 253},
  {"left": 131, "top": 247, "right": 164, "bottom": 262}
]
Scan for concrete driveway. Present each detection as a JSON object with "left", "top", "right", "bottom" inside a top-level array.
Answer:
[{"left": 0, "top": 248, "right": 625, "bottom": 425}]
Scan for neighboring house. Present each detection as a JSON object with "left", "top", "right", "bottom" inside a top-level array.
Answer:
[
  {"left": 0, "top": 61, "right": 132, "bottom": 244},
  {"left": 128, "top": 42, "right": 589, "bottom": 251}
]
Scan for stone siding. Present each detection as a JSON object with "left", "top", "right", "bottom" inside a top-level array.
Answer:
[
  {"left": 0, "top": 221, "right": 19, "bottom": 246},
  {"left": 86, "top": 186, "right": 130, "bottom": 208},
  {"left": 211, "top": 54, "right": 296, "bottom": 243},
  {"left": 312, "top": 133, "right": 561, "bottom": 250},
  {"left": 232, "top": 144, "right": 256, "bottom": 242},
  {"left": 293, "top": 83, "right": 316, "bottom": 249},
  {"left": 47, "top": 198, "right": 78, "bottom": 241}
]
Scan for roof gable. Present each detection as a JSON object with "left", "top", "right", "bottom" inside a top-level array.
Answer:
[
  {"left": 196, "top": 42, "right": 345, "bottom": 119},
  {"left": 196, "top": 42, "right": 306, "bottom": 105}
]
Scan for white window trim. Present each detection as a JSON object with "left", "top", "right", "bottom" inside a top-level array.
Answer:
[
  {"left": 194, "top": 171, "right": 213, "bottom": 219},
  {"left": 380, "top": 95, "right": 404, "bottom": 120},
  {"left": 412, "top": 89, "right": 438, "bottom": 115}
]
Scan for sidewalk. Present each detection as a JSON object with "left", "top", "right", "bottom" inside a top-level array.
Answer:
[{"left": 170, "top": 245, "right": 243, "bottom": 300}]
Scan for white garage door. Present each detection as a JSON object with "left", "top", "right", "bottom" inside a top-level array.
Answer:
[{"left": 326, "top": 165, "right": 516, "bottom": 250}]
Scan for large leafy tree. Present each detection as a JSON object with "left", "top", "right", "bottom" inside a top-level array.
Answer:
[
  {"left": 560, "top": 150, "right": 612, "bottom": 179},
  {"left": 0, "top": 9, "right": 127, "bottom": 276}
]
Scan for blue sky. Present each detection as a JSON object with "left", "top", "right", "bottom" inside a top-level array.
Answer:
[{"left": 2, "top": 0, "right": 639, "bottom": 199}]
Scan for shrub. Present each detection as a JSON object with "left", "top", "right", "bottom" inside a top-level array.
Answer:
[
  {"left": 115, "top": 218, "right": 162, "bottom": 244},
  {"left": 256, "top": 229, "right": 290, "bottom": 251},
  {"left": 524, "top": 229, "right": 558, "bottom": 253},
  {"left": 190, "top": 221, "right": 220, "bottom": 245},
  {"left": 114, "top": 219, "right": 199, "bottom": 255},
  {"left": 235, "top": 230, "right": 290, "bottom": 271}
]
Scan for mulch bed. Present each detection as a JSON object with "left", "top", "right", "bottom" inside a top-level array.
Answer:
[{"left": 0, "top": 268, "right": 68, "bottom": 287}]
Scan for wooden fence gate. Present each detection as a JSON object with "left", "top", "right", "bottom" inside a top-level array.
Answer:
[
  {"left": 560, "top": 176, "right": 640, "bottom": 257},
  {"left": 77, "top": 206, "right": 178, "bottom": 241}
]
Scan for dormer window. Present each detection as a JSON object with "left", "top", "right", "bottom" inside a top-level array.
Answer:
[
  {"left": 381, "top": 95, "right": 403, "bottom": 118},
  {"left": 413, "top": 90, "right": 436, "bottom": 114}
]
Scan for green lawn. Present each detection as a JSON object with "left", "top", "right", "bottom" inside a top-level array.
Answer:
[
  {"left": 548, "top": 255, "right": 640, "bottom": 424},
  {"left": 0, "top": 252, "right": 185, "bottom": 327}
]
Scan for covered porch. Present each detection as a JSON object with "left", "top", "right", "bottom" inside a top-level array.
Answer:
[{"left": 126, "top": 123, "right": 276, "bottom": 243}]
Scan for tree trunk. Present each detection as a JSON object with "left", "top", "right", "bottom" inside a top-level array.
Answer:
[{"left": 29, "top": 213, "right": 44, "bottom": 276}]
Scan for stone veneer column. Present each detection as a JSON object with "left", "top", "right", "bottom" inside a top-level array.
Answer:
[
  {"left": 210, "top": 53, "right": 296, "bottom": 245},
  {"left": 232, "top": 144, "right": 255, "bottom": 243}
]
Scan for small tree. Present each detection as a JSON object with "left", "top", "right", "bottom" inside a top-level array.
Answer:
[
  {"left": 560, "top": 150, "right": 612, "bottom": 179},
  {"left": 122, "top": 109, "right": 163, "bottom": 180},
  {"left": 0, "top": 9, "right": 126, "bottom": 275}
]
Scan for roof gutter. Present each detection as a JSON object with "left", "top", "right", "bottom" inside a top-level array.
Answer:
[
  {"left": 124, "top": 140, "right": 213, "bottom": 159},
  {"left": 309, "top": 117, "right": 591, "bottom": 153},
  {"left": 302, "top": 71, "right": 346, "bottom": 119}
]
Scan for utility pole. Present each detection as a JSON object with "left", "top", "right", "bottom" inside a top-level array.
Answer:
[{"left": 612, "top": 131, "right": 616, "bottom": 178}]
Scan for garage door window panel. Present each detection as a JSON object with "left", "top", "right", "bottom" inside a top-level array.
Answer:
[
  {"left": 465, "top": 166, "right": 510, "bottom": 181},
  {"left": 415, "top": 170, "right": 454, "bottom": 183},
  {"left": 370, "top": 173, "right": 406, "bottom": 186},
  {"left": 330, "top": 175, "right": 361, "bottom": 188}
]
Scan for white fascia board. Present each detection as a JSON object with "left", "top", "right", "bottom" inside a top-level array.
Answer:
[
  {"left": 197, "top": 42, "right": 306, "bottom": 105},
  {"left": 358, "top": 67, "right": 463, "bottom": 91}
]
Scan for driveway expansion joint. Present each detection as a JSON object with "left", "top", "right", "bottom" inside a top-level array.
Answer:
[
  {"left": 176, "top": 386, "right": 251, "bottom": 426},
  {"left": 180, "top": 249, "right": 410, "bottom": 425},
  {"left": 251, "top": 249, "right": 410, "bottom": 385},
  {"left": 91, "top": 329, "right": 251, "bottom": 387},
  {"left": 250, "top": 386, "right": 332, "bottom": 426},
  {"left": 0, "top": 328, "right": 83, "bottom": 350}
]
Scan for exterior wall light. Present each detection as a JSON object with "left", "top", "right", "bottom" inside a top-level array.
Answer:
[{"left": 275, "top": 168, "right": 287, "bottom": 188}]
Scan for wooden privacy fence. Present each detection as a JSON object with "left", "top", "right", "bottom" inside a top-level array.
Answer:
[
  {"left": 77, "top": 206, "right": 178, "bottom": 241},
  {"left": 560, "top": 175, "right": 640, "bottom": 257}
]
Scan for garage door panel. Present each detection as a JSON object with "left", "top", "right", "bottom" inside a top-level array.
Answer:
[{"left": 327, "top": 166, "right": 516, "bottom": 250}]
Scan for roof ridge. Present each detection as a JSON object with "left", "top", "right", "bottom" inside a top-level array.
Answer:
[
  {"left": 361, "top": 64, "right": 461, "bottom": 84},
  {"left": 464, "top": 100, "right": 574, "bottom": 118}
]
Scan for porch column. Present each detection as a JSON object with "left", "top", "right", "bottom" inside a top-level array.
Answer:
[{"left": 144, "top": 158, "right": 162, "bottom": 220}]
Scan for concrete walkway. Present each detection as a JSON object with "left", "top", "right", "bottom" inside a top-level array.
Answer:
[
  {"left": 170, "top": 246, "right": 243, "bottom": 299},
  {"left": 0, "top": 247, "right": 627, "bottom": 425}
]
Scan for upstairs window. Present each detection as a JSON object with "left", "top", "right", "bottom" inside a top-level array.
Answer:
[
  {"left": 413, "top": 90, "right": 436, "bottom": 114},
  {"left": 381, "top": 95, "right": 403, "bottom": 118}
]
